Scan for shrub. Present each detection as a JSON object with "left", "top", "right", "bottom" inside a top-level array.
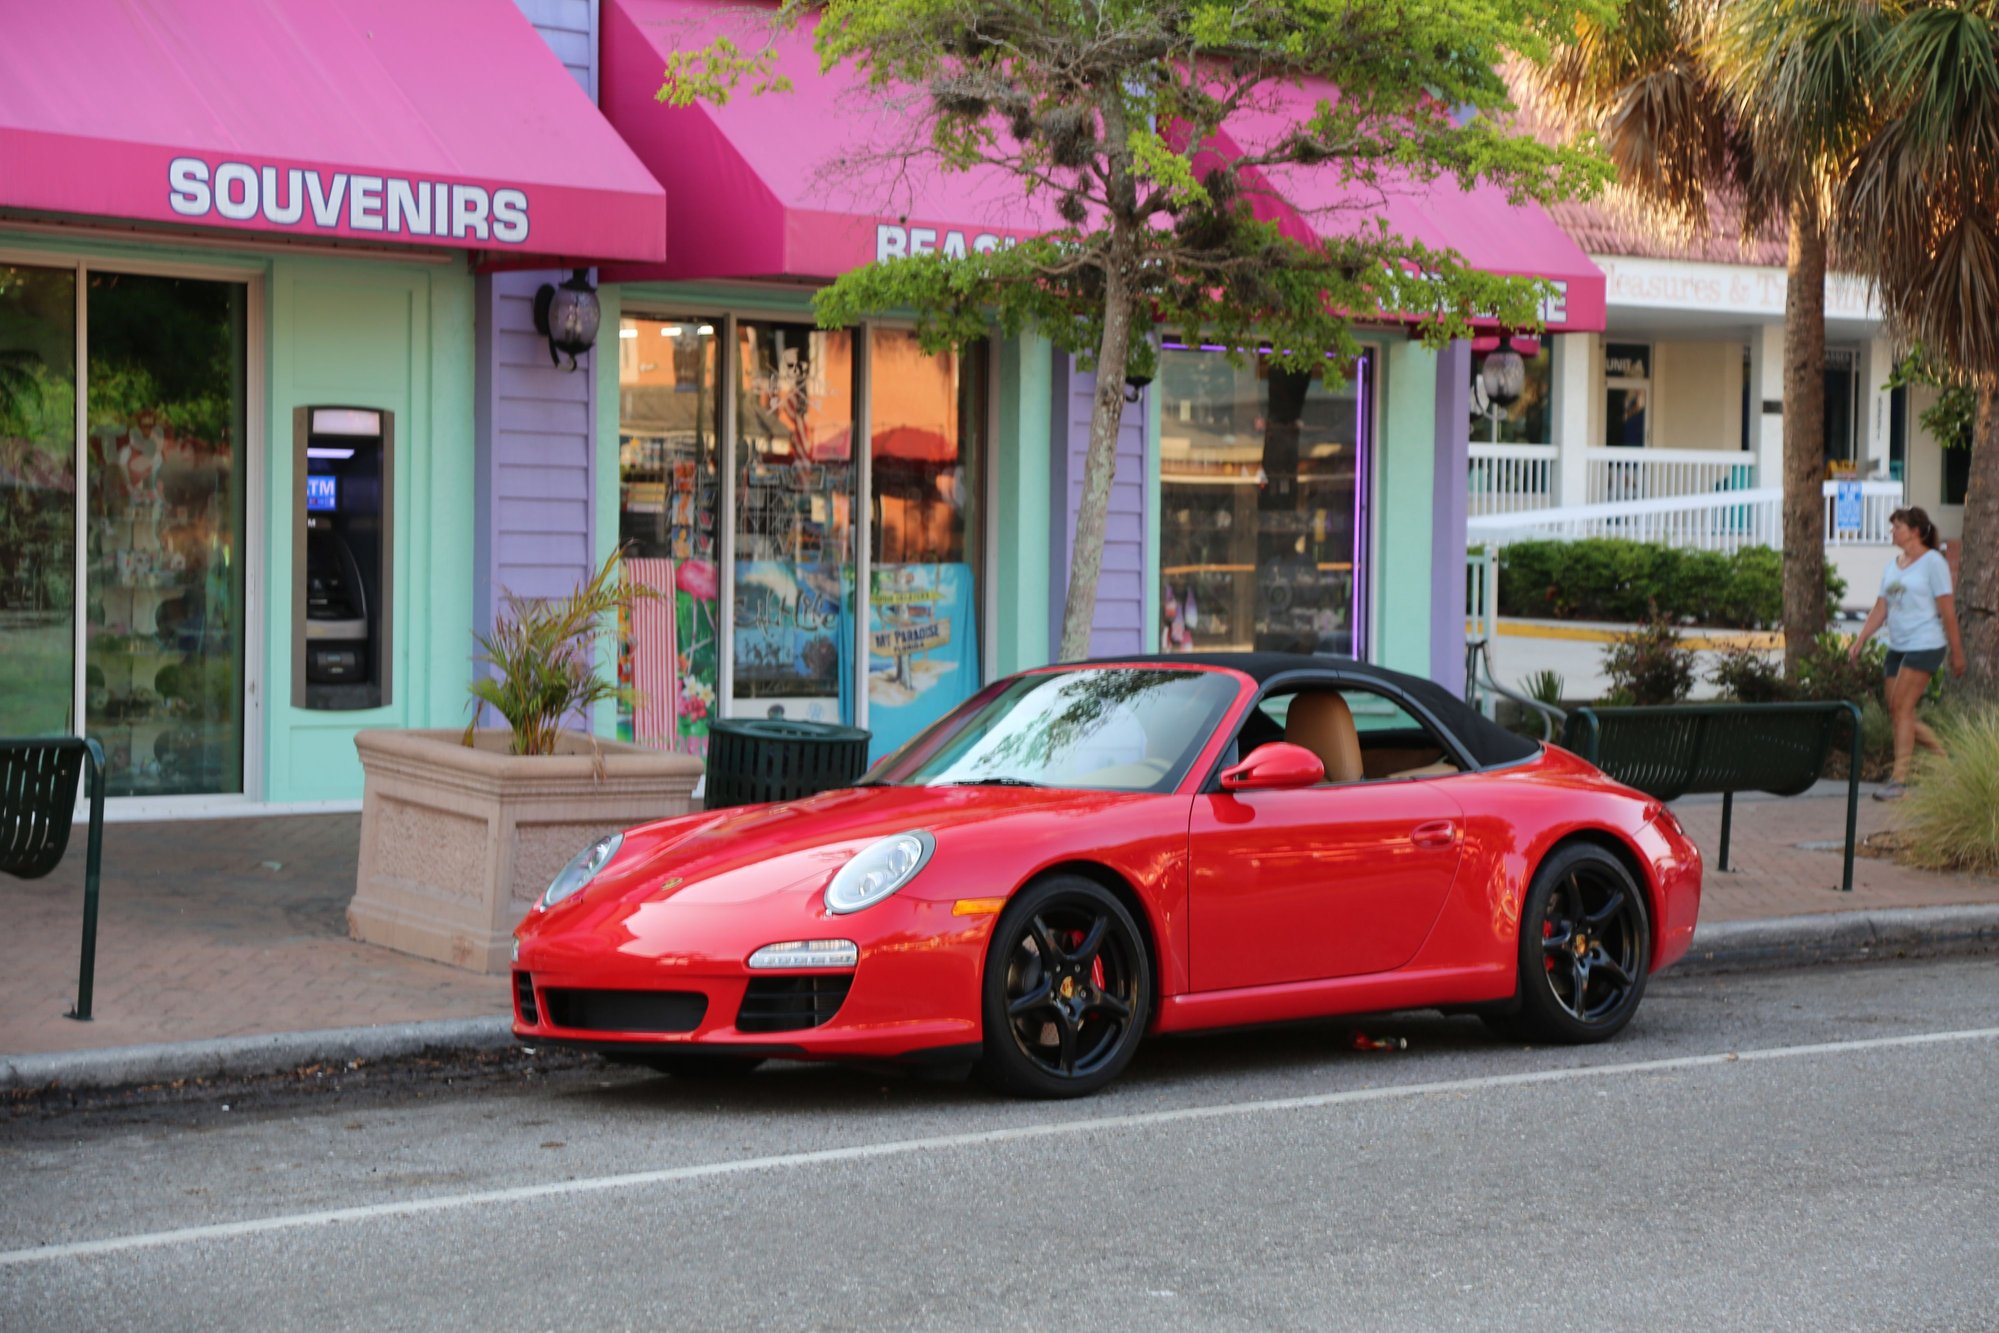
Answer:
[
  {"left": 1709, "top": 648, "right": 1791, "bottom": 702},
  {"left": 1600, "top": 608, "right": 1696, "bottom": 706},
  {"left": 1898, "top": 705, "right": 1999, "bottom": 875},
  {"left": 1793, "top": 631, "right": 1886, "bottom": 705},
  {"left": 1495, "top": 538, "right": 1844, "bottom": 629}
]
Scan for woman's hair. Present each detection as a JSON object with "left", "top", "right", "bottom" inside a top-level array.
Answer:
[{"left": 1890, "top": 506, "right": 1940, "bottom": 550}]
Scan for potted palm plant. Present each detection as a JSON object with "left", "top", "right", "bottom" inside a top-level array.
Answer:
[{"left": 348, "top": 550, "right": 703, "bottom": 974}]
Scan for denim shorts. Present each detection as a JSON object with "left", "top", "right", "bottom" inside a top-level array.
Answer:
[{"left": 1885, "top": 647, "right": 1947, "bottom": 677}]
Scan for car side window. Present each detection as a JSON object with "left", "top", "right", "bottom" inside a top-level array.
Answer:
[{"left": 1252, "top": 685, "right": 1462, "bottom": 782}]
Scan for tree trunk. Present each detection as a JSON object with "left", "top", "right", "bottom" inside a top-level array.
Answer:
[
  {"left": 1781, "top": 204, "right": 1829, "bottom": 676},
  {"left": 1956, "top": 376, "right": 1999, "bottom": 700},
  {"left": 1058, "top": 259, "right": 1135, "bottom": 661}
]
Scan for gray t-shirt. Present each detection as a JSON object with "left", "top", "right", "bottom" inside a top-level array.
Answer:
[{"left": 1879, "top": 548, "right": 1952, "bottom": 652}]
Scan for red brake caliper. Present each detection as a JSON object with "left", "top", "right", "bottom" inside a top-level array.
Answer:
[
  {"left": 1543, "top": 918, "right": 1556, "bottom": 972},
  {"left": 1073, "top": 930, "right": 1107, "bottom": 996}
]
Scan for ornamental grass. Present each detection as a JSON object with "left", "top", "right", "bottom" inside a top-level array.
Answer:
[{"left": 1898, "top": 704, "right": 1999, "bottom": 877}]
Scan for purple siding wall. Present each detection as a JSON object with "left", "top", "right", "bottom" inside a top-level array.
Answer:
[
  {"left": 1050, "top": 353, "right": 1149, "bottom": 658},
  {"left": 515, "top": 0, "right": 598, "bottom": 96},
  {"left": 476, "top": 0, "right": 604, "bottom": 633}
]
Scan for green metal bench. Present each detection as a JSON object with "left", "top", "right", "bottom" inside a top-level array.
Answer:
[
  {"left": 1561, "top": 702, "right": 1863, "bottom": 893},
  {"left": 1, "top": 737, "right": 107, "bottom": 1020}
]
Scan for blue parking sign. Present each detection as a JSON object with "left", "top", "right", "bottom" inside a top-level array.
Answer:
[{"left": 1835, "top": 480, "right": 1862, "bottom": 536}]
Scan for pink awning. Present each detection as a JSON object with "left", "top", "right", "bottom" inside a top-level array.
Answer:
[
  {"left": 600, "top": 0, "right": 1599, "bottom": 330},
  {"left": 602, "top": 0, "right": 1064, "bottom": 282},
  {"left": 1194, "top": 86, "right": 1606, "bottom": 333},
  {"left": 0, "top": 0, "right": 667, "bottom": 267}
]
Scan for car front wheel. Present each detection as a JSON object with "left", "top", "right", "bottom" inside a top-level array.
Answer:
[
  {"left": 978, "top": 876, "right": 1151, "bottom": 1099},
  {"left": 1492, "top": 843, "right": 1651, "bottom": 1044}
]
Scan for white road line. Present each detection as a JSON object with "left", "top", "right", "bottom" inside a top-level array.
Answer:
[{"left": 4, "top": 1025, "right": 1995, "bottom": 1269}]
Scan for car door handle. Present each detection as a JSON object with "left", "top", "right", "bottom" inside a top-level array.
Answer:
[{"left": 1411, "top": 820, "right": 1458, "bottom": 849}]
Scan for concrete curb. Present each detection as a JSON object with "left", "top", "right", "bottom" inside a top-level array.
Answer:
[
  {"left": 1675, "top": 904, "right": 1999, "bottom": 976},
  {"left": 1, "top": 1017, "right": 515, "bottom": 1095},
  {"left": 6, "top": 907, "right": 1997, "bottom": 1094}
]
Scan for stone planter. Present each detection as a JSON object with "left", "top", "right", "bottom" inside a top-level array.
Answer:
[{"left": 350, "top": 729, "right": 703, "bottom": 974}]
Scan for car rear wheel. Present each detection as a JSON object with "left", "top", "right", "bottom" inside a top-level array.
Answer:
[
  {"left": 977, "top": 876, "right": 1150, "bottom": 1099},
  {"left": 1490, "top": 843, "right": 1651, "bottom": 1044}
]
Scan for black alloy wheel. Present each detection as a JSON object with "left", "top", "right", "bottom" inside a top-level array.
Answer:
[
  {"left": 978, "top": 876, "right": 1151, "bottom": 1098},
  {"left": 1492, "top": 843, "right": 1651, "bottom": 1044}
]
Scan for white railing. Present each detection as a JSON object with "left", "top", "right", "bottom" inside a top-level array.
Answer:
[
  {"left": 1468, "top": 443, "right": 1558, "bottom": 516},
  {"left": 1587, "top": 447, "right": 1758, "bottom": 504},
  {"left": 1469, "top": 480, "right": 1902, "bottom": 553}
]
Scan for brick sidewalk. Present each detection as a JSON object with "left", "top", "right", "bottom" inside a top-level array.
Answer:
[
  {"left": 3, "top": 796, "right": 1993, "bottom": 1059},
  {"left": 2, "top": 815, "right": 504, "bottom": 1058},
  {"left": 1671, "top": 791, "right": 1999, "bottom": 921}
]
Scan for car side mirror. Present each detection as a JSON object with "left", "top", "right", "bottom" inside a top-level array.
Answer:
[{"left": 1220, "top": 742, "right": 1325, "bottom": 792}]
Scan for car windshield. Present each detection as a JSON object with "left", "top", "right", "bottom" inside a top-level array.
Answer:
[{"left": 864, "top": 667, "right": 1242, "bottom": 793}]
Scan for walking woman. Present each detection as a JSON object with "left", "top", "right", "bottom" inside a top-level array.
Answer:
[{"left": 1847, "top": 507, "right": 1966, "bottom": 799}]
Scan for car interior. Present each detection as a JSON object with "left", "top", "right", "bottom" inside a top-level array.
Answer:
[{"left": 1231, "top": 685, "right": 1464, "bottom": 784}]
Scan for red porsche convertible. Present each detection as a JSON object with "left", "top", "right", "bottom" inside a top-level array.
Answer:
[{"left": 512, "top": 654, "right": 1702, "bottom": 1097}]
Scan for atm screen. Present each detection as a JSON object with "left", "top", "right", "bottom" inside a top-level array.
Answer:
[{"left": 305, "top": 475, "right": 338, "bottom": 512}]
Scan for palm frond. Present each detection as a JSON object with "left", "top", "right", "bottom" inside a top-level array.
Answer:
[
  {"left": 1837, "top": 4, "right": 1999, "bottom": 377},
  {"left": 1524, "top": 0, "right": 1747, "bottom": 238}
]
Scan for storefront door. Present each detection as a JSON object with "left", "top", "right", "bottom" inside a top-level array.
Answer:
[
  {"left": 1, "top": 262, "right": 248, "bottom": 797},
  {"left": 1157, "top": 344, "right": 1369, "bottom": 658}
]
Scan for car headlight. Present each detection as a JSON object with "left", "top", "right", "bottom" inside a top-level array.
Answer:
[
  {"left": 538, "top": 832, "right": 623, "bottom": 911},
  {"left": 824, "top": 830, "right": 935, "bottom": 915}
]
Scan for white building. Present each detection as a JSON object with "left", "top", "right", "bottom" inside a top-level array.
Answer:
[{"left": 1466, "top": 203, "right": 1965, "bottom": 607}]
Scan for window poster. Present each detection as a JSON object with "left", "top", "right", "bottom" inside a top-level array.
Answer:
[
  {"left": 732, "top": 560, "right": 852, "bottom": 722},
  {"left": 621, "top": 557, "right": 718, "bottom": 756},
  {"left": 867, "top": 562, "right": 979, "bottom": 759}
]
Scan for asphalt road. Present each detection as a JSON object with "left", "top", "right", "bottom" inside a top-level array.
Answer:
[{"left": 4, "top": 957, "right": 1997, "bottom": 1331}]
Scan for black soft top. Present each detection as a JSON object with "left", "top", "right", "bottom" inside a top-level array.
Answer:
[{"left": 1077, "top": 651, "right": 1541, "bottom": 770}]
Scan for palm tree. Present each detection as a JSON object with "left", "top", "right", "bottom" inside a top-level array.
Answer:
[
  {"left": 1532, "top": 0, "right": 1877, "bottom": 674},
  {"left": 1836, "top": 2, "right": 1999, "bottom": 698}
]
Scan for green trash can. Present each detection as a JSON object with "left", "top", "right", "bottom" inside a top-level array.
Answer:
[{"left": 703, "top": 718, "right": 872, "bottom": 810}]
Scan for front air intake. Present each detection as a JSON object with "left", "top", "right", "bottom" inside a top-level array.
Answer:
[
  {"left": 541, "top": 989, "right": 707, "bottom": 1033},
  {"left": 737, "top": 976, "right": 851, "bottom": 1032},
  {"left": 513, "top": 971, "right": 539, "bottom": 1026}
]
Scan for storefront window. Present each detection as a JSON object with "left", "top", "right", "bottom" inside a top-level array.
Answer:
[
  {"left": 731, "top": 321, "right": 856, "bottom": 724},
  {"left": 866, "top": 329, "right": 984, "bottom": 756},
  {"left": 85, "top": 272, "right": 247, "bottom": 796},
  {"left": 615, "top": 315, "right": 721, "bottom": 754},
  {"left": 1469, "top": 347, "right": 1551, "bottom": 445},
  {"left": 1158, "top": 344, "right": 1366, "bottom": 656},
  {"left": 615, "top": 316, "right": 989, "bottom": 756},
  {"left": 0, "top": 265, "right": 77, "bottom": 736}
]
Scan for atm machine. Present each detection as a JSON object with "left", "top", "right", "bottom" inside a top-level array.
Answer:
[{"left": 293, "top": 406, "right": 393, "bottom": 710}]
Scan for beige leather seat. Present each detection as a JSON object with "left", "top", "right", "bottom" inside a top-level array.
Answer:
[{"left": 1284, "top": 691, "right": 1365, "bottom": 784}]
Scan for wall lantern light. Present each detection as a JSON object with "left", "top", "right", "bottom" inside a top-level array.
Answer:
[
  {"left": 534, "top": 269, "right": 602, "bottom": 371},
  {"left": 1478, "top": 346, "right": 1526, "bottom": 409}
]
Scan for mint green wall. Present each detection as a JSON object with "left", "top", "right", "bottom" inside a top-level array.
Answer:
[
  {"left": 592, "top": 283, "right": 623, "bottom": 738},
  {"left": 1376, "top": 340, "right": 1440, "bottom": 676},
  {"left": 265, "top": 256, "right": 475, "bottom": 801},
  {"left": 996, "top": 332, "right": 1053, "bottom": 673}
]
